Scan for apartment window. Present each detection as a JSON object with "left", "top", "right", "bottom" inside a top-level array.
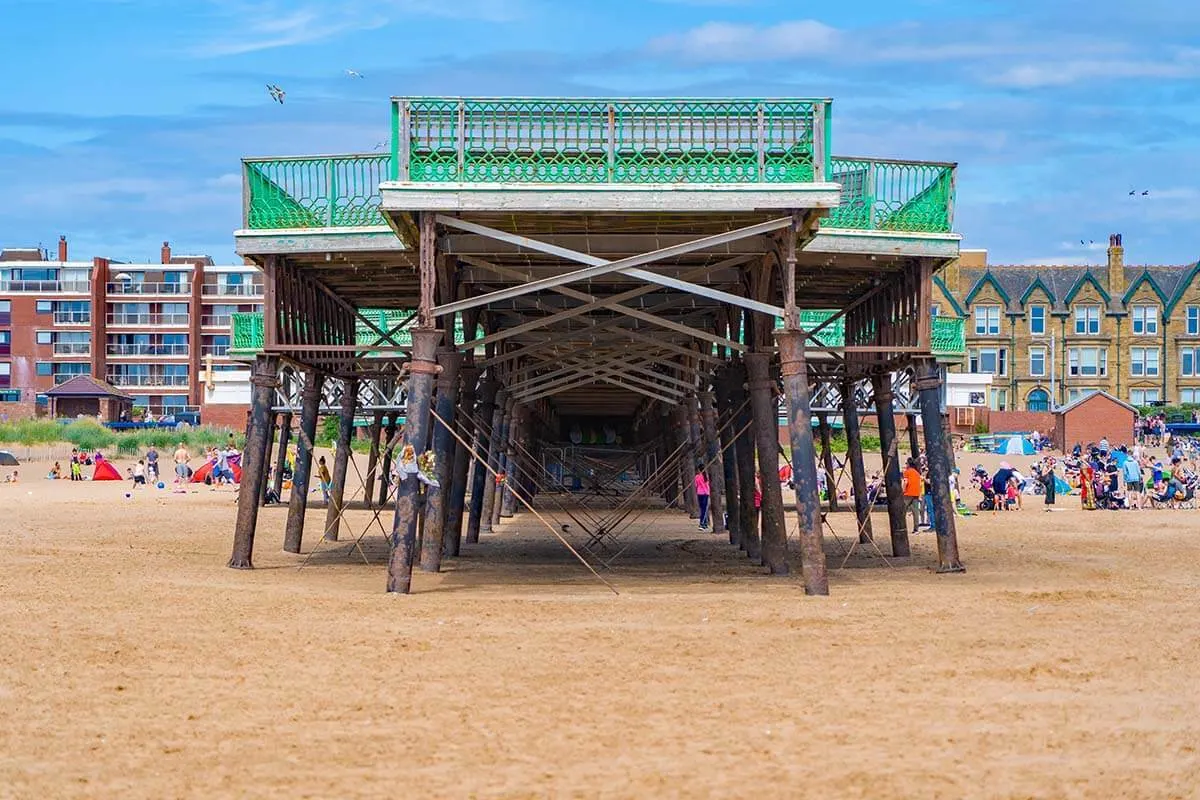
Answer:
[
  {"left": 1074, "top": 305, "right": 1101, "bottom": 334},
  {"left": 0, "top": 331, "right": 8, "bottom": 345},
  {"left": 0, "top": 389, "right": 19, "bottom": 402},
  {"left": 1181, "top": 388, "right": 1200, "bottom": 404},
  {"left": 54, "top": 363, "right": 88, "bottom": 384},
  {"left": 0, "top": 300, "right": 9, "bottom": 324},
  {"left": 160, "top": 395, "right": 187, "bottom": 409},
  {"left": 989, "top": 388, "right": 1008, "bottom": 412},
  {"left": 1188, "top": 306, "right": 1200, "bottom": 336},
  {"left": 0, "top": 363, "right": 9, "bottom": 378},
  {"left": 1130, "top": 389, "right": 1161, "bottom": 407},
  {"left": 36, "top": 362, "right": 53, "bottom": 377},
  {"left": 1068, "top": 347, "right": 1107, "bottom": 377},
  {"left": 36, "top": 331, "right": 52, "bottom": 345},
  {"left": 1029, "top": 346, "right": 1047, "bottom": 377},
  {"left": 36, "top": 300, "right": 52, "bottom": 314},
  {"left": 930, "top": 304, "right": 940, "bottom": 317},
  {"left": 1131, "top": 305, "right": 1159, "bottom": 335},
  {"left": 1067, "top": 388, "right": 1097, "bottom": 404},
  {"left": 973, "top": 305, "right": 1001, "bottom": 335},
  {"left": 1029, "top": 305, "right": 1046, "bottom": 336},
  {"left": 1183, "top": 347, "right": 1200, "bottom": 377},
  {"left": 1130, "top": 346, "right": 1160, "bottom": 377},
  {"left": 969, "top": 347, "right": 1007, "bottom": 376}
]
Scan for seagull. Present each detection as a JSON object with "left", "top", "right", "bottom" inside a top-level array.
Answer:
[
  {"left": 1080, "top": 239, "right": 1085, "bottom": 245},
  {"left": 1129, "top": 189, "right": 1136, "bottom": 195},
  {"left": 373, "top": 141, "right": 387, "bottom": 150},
  {"left": 345, "top": 69, "right": 365, "bottom": 78},
  {"left": 1142, "top": 190, "right": 1150, "bottom": 196},
  {"left": 266, "top": 83, "right": 285, "bottom": 104}
]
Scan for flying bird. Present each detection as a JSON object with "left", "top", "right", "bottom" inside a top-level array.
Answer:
[
  {"left": 1142, "top": 190, "right": 1150, "bottom": 196},
  {"left": 266, "top": 84, "right": 285, "bottom": 104},
  {"left": 373, "top": 141, "right": 387, "bottom": 150},
  {"left": 1129, "top": 189, "right": 1136, "bottom": 196},
  {"left": 345, "top": 69, "right": 365, "bottom": 78}
]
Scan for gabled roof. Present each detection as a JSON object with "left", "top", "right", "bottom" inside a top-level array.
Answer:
[
  {"left": 45, "top": 375, "right": 134, "bottom": 399},
  {"left": 1055, "top": 390, "right": 1137, "bottom": 416},
  {"left": 964, "top": 271, "right": 1011, "bottom": 306},
  {"left": 1166, "top": 262, "right": 1200, "bottom": 315},
  {"left": 1063, "top": 271, "right": 1111, "bottom": 306},
  {"left": 1019, "top": 275, "right": 1056, "bottom": 306},
  {"left": 932, "top": 275, "right": 966, "bottom": 317},
  {"left": 1122, "top": 270, "right": 1169, "bottom": 305}
]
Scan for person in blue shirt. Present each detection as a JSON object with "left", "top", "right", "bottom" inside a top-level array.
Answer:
[{"left": 1121, "top": 449, "right": 1143, "bottom": 510}]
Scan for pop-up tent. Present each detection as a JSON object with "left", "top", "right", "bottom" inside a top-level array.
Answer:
[
  {"left": 1053, "top": 474, "right": 1072, "bottom": 495},
  {"left": 994, "top": 435, "right": 1036, "bottom": 456},
  {"left": 92, "top": 459, "right": 122, "bottom": 481},
  {"left": 0, "top": 450, "right": 18, "bottom": 466},
  {"left": 191, "top": 461, "right": 242, "bottom": 484}
]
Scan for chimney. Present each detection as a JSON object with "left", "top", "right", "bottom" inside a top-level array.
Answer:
[
  {"left": 57, "top": 235, "right": 68, "bottom": 262},
  {"left": 161, "top": 241, "right": 171, "bottom": 264},
  {"left": 1107, "top": 233, "right": 1125, "bottom": 298}
]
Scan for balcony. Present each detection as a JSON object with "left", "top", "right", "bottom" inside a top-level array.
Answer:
[
  {"left": 107, "top": 313, "right": 190, "bottom": 326},
  {"left": 823, "top": 158, "right": 955, "bottom": 234},
  {"left": 201, "top": 283, "right": 264, "bottom": 297},
  {"left": 52, "top": 342, "right": 91, "bottom": 356},
  {"left": 0, "top": 280, "right": 90, "bottom": 293},
  {"left": 54, "top": 311, "right": 91, "bottom": 325},
  {"left": 107, "top": 373, "right": 190, "bottom": 388},
  {"left": 201, "top": 315, "right": 232, "bottom": 328},
  {"left": 106, "top": 282, "right": 191, "bottom": 296},
  {"left": 201, "top": 343, "right": 231, "bottom": 357},
  {"left": 107, "top": 343, "right": 189, "bottom": 357},
  {"left": 52, "top": 371, "right": 90, "bottom": 385}
]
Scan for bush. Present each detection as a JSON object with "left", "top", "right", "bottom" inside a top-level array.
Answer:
[{"left": 60, "top": 419, "right": 117, "bottom": 453}]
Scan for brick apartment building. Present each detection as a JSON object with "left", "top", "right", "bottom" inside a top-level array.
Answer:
[
  {"left": 937, "top": 234, "right": 1200, "bottom": 412},
  {"left": 0, "top": 237, "right": 262, "bottom": 426}
]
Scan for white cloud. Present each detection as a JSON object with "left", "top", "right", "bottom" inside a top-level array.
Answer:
[
  {"left": 647, "top": 20, "right": 840, "bottom": 62},
  {"left": 987, "top": 56, "right": 1200, "bottom": 88}
]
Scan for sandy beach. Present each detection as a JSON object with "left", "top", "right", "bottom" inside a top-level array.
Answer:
[{"left": 1, "top": 447, "right": 1198, "bottom": 799}]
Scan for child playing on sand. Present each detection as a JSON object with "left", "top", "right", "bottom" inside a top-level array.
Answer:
[
  {"left": 48, "top": 462, "right": 61, "bottom": 480},
  {"left": 132, "top": 460, "right": 146, "bottom": 488},
  {"left": 1004, "top": 476, "right": 1020, "bottom": 510},
  {"left": 317, "top": 456, "right": 332, "bottom": 502}
]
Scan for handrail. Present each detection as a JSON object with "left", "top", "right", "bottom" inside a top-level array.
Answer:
[{"left": 824, "top": 157, "right": 956, "bottom": 233}]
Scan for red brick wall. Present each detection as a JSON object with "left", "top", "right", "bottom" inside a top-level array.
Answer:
[
  {"left": 201, "top": 403, "right": 250, "bottom": 431},
  {"left": 1056, "top": 396, "right": 1135, "bottom": 452},
  {"left": 989, "top": 410, "right": 1055, "bottom": 435}
]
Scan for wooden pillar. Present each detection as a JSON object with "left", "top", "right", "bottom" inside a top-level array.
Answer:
[
  {"left": 419, "top": 348, "right": 460, "bottom": 572},
  {"left": 818, "top": 415, "right": 838, "bottom": 511},
  {"left": 872, "top": 373, "right": 911, "bottom": 558},
  {"left": 841, "top": 377, "right": 873, "bottom": 544},
  {"left": 713, "top": 368, "right": 742, "bottom": 547},
  {"left": 229, "top": 355, "right": 278, "bottom": 569},
  {"left": 729, "top": 362, "right": 760, "bottom": 561},
  {"left": 363, "top": 410, "right": 384, "bottom": 506},
  {"left": 466, "top": 380, "right": 498, "bottom": 544},
  {"left": 378, "top": 413, "right": 398, "bottom": 507},
  {"left": 260, "top": 411, "right": 278, "bottom": 506},
  {"left": 916, "top": 359, "right": 965, "bottom": 573},
  {"left": 270, "top": 411, "right": 292, "bottom": 504},
  {"left": 698, "top": 389, "right": 726, "bottom": 535},
  {"left": 746, "top": 351, "right": 788, "bottom": 575},
  {"left": 480, "top": 389, "right": 507, "bottom": 535},
  {"left": 322, "top": 378, "right": 357, "bottom": 542},
  {"left": 676, "top": 405, "right": 699, "bottom": 518},
  {"left": 445, "top": 365, "right": 478, "bottom": 557},
  {"left": 906, "top": 412, "right": 921, "bottom": 459},
  {"left": 283, "top": 373, "right": 321, "bottom": 554},
  {"left": 660, "top": 406, "right": 679, "bottom": 507},
  {"left": 776, "top": 331, "right": 828, "bottom": 593}
]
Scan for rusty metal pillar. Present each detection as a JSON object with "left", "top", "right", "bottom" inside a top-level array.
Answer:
[
  {"left": 746, "top": 351, "right": 789, "bottom": 575},
  {"left": 713, "top": 368, "right": 741, "bottom": 547},
  {"left": 842, "top": 377, "right": 874, "bottom": 544},
  {"left": 445, "top": 365, "right": 478, "bottom": 557},
  {"left": 387, "top": 328, "right": 442, "bottom": 593},
  {"left": 492, "top": 394, "right": 515, "bottom": 527},
  {"left": 818, "top": 415, "right": 838, "bottom": 510},
  {"left": 676, "top": 404, "right": 699, "bottom": 518},
  {"left": 420, "top": 349, "right": 461, "bottom": 572},
  {"left": 776, "top": 331, "right": 828, "bottom": 593},
  {"left": 270, "top": 410, "right": 292, "bottom": 504},
  {"left": 500, "top": 405, "right": 524, "bottom": 518},
  {"left": 230, "top": 355, "right": 278, "bottom": 569},
  {"left": 363, "top": 410, "right": 384, "bottom": 506},
  {"left": 378, "top": 413, "right": 398, "bottom": 507},
  {"left": 906, "top": 412, "right": 921, "bottom": 459},
  {"left": 323, "top": 377, "right": 358, "bottom": 542},
  {"left": 729, "top": 361, "right": 760, "bottom": 561},
  {"left": 283, "top": 373, "right": 321, "bottom": 554},
  {"left": 872, "top": 373, "right": 911, "bottom": 558},
  {"left": 660, "top": 405, "right": 679, "bottom": 507},
  {"left": 698, "top": 389, "right": 726, "bottom": 535},
  {"left": 466, "top": 380, "right": 497, "bottom": 544},
  {"left": 480, "top": 389, "right": 507, "bottom": 535},
  {"left": 916, "top": 359, "right": 965, "bottom": 573},
  {"left": 260, "top": 411, "right": 278, "bottom": 506}
]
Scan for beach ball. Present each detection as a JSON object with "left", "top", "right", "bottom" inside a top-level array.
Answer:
[
  {"left": 124, "top": 492, "right": 132, "bottom": 499},
  {"left": 157, "top": 481, "right": 165, "bottom": 489}
]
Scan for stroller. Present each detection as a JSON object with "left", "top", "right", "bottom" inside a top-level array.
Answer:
[{"left": 977, "top": 483, "right": 998, "bottom": 511}]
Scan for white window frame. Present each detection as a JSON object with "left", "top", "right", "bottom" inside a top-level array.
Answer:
[
  {"left": 969, "top": 347, "right": 1007, "bottom": 376},
  {"left": 989, "top": 388, "right": 1008, "bottom": 412},
  {"left": 1181, "top": 388, "right": 1200, "bottom": 404},
  {"left": 1029, "top": 346, "right": 1047, "bottom": 377},
  {"left": 973, "top": 304, "right": 1001, "bottom": 336},
  {"left": 1131, "top": 305, "right": 1159, "bottom": 335},
  {"left": 35, "top": 300, "right": 52, "bottom": 314},
  {"left": 1074, "top": 305, "right": 1101, "bottom": 335},
  {"left": 1067, "top": 387, "right": 1098, "bottom": 404},
  {"left": 1183, "top": 347, "right": 1199, "bottom": 377},
  {"left": 1068, "top": 347, "right": 1107, "bottom": 377},
  {"left": 35, "top": 331, "right": 52, "bottom": 345},
  {"left": 0, "top": 362, "right": 10, "bottom": 377},
  {"left": 1131, "top": 388, "right": 1161, "bottom": 406},
  {"left": 1188, "top": 306, "right": 1200, "bottom": 336},
  {"left": 1130, "top": 346, "right": 1160, "bottom": 377},
  {"left": 1028, "top": 304, "right": 1046, "bottom": 336}
]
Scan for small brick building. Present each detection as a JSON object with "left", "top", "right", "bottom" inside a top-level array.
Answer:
[
  {"left": 46, "top": 375, "right": 134, "bottom": 422},
  {"left": 1054, "top": 391, "right": 1136, "bottom": 452}
]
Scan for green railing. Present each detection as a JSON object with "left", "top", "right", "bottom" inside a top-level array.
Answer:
[
  {"left": 242, "top": 154, "right": 390, "bottom": 229},
  {"left": 824, "top": 157, "right": 955, "bottom": 233},
  {"left": 773, "top": 311, "right": 965, "bottom": 358},
  {"left": 390, "top": 97, "right": 831, "bottom": 184},
  {"left": 229, "top": 311, "right": 473, "bottom": 357}
]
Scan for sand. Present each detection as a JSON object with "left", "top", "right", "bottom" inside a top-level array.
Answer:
[{"left": 1, "top": 447, "right": 1198, "bottom": 799}]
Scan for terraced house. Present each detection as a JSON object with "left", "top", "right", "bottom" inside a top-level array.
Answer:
[{"left": 937, "top": 234, "right": 1200, "bottom": 411}]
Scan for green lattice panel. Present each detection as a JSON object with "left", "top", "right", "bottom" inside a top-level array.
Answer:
[
  {"left": 931, "top": 316, "right": 965, "bottom": 356},
  {"left": 229, "top": 312, "right": 264, "bottom": 354},
  {"left": 825, "top": 158, "right": 954, "bottom": 233},
  {"left": 408, "top": 99, "right": 462, "bottom": 181},
  {"left": 245, "top": 156, "right": 388, "bottom": 229}
]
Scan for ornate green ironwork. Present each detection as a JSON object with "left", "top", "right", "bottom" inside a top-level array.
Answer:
[
  {"left": 768, "top": 311, "right": 964, "bottom": 358},
  {"left": 229, "top": 310, "right": 473, "bottom": 357},
  {"left": 243, "top": 155, "right": 389, "bottom": 229},
  {"left": 824, "top": 158, "right": 955, "bottom": 233},
  {"left": 395, "top": 97, "right": 827, "bottom": 184},
  {"left": 930, "top": 315, "right": 965, "bottom": 356}
]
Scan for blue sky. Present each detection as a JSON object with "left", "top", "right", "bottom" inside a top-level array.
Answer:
[{"left": 2, "top": 0, "right": 1199, "bottom": 266}]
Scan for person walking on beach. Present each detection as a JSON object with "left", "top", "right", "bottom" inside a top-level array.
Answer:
[
  {"left": 902, "top": 457, "right": 924, "bottom": 533},
  {"left": 173, "top": 442, "right": 190, "bottom": 485},
  {"left": 694, "top": 465, "right": 711, "bottom": 531},
  {"left": 145, "top": 446, "right": 159, "bottom": 483},
  {"left": 132, "top": 460, "right": 146, "bottom": 488},
  {"left": 317, "top": 455, "right": 332, "bottom": 502}
]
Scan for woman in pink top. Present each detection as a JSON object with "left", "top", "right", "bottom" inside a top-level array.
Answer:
[{"left": 694, "top": 465, "right": 711, "bottom": 531}]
